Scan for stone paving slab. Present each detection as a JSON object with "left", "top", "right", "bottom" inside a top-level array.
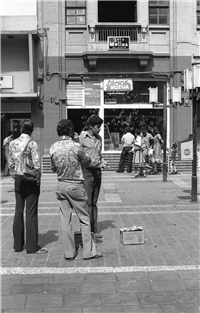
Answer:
[{"left": 1, "top": 172, "right": 200, "bottom": 312}]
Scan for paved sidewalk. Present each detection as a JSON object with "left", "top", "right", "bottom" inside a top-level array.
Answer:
[{"left": 0, "top": 172, "right": 200, "bottom": 313}]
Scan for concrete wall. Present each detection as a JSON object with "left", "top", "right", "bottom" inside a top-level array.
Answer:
[{"left": 1, "top": 35, "right": 31, "bottom": 93}]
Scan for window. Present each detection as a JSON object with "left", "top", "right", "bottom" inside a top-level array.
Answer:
[
  {"left": 149, "top": 1, "right": 169, "bottom": 25},
  {"left": 98, "top": 1, "right": 137, "bottom": 23},
  {"left": 66, "top": 1, "right": 86, "bottom": 25},
  {"left": 197, "top": 0, "right": 200, "bottom": 25}
]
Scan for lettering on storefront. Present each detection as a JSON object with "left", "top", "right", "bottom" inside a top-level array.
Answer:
[
  {"left": 103, "top": 79, "right": 133, "bottom": 92},
  {"left": 108, "top": 37, "right": 130, "bottom": 50}
]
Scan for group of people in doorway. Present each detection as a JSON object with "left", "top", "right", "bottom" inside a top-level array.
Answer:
[
  {"left": 116, "top": 126, "right": 178, "bottom": 177},
  {"left": 7, "top": 115, "right": 106, "bottom": 260}
]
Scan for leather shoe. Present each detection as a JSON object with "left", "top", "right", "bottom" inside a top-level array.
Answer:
[
  {"left": 27, "top": 248, "right": 48, "bottom": 254},
  {"left": 65, "top": 257, "right": 75, "bottom": 261},
  {"left": 83, "top": 253, "right": 103, "bottom": 260}
]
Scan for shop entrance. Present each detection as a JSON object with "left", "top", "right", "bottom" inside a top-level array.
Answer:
[{"left": 104, "top": 108, "right": 163, "bottom": 151}]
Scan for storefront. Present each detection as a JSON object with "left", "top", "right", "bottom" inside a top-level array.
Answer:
[{"left": 66, "top": 77, "right": 166, "bottom": 152}]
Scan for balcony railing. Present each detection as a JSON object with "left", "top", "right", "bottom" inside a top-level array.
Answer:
[{"left": 95, "top": 26, "right": 140, "bottom": 42}]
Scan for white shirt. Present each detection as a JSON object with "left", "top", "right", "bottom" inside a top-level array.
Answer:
[{"left": 122, "top": 132, "right": 135, "bottom": 147}]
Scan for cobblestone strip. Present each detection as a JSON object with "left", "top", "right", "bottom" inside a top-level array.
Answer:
[
  {"left": 1, "top": 265, "right": 200, "bottom": 275},
  {"left": 1, "top": 209, "right": 199, "bottom": 216}
]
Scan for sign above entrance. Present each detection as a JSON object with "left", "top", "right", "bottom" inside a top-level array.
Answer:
[
  {"left": 108, "top": 36, "right": 130, "bottom": 50},
  {"left": 103, "top": 79, "right": 133, "bottom": 92}
]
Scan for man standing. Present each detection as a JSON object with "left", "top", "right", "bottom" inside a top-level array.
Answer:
[
  {"left": 79, "top": 114, "right": 106, "bottom": 239},
  {"left": 3, "top": 130, "right": 13, "bottom": 176},
  {"left": 49, "top": 119, "right": 102, "bottom": 260},
  {"left": 8, "top": 120, "right": 47, "bottom": 254},
  {"left": 116, "top": 127, "right": 135, "bottom": 173}
]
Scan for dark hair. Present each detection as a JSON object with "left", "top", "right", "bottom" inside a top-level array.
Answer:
[
  {"left": 126, "top": 127, "right": 131, "bottom": 133},
  {"left": 153, "top": 126, "right": 159, "bottom": 134},
  {"left": 21, "top": 120, "right": 34, "bottom": 135},
  {"left": 7, "top": 130, "right": 13, "bottom": 136},
  {"left": 135, "top": 129, "right": 141, "bottom": 136},
  {"left": 141, "top": 131, "right": 147, "bottom": 137},
  {"left": 86, "top": 114, "right": 103, "bottom": 127},
  {"left": 57, "top": 119, "right": 74, "bottom": 137}
]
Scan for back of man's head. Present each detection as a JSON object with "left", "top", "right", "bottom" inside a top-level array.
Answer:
[
  {"left": 126, "top": 127, "right": 131, "bottom": 133},
  {"left": 22, "top": 120, "right": 34, "bottom": 136},
  {"left": 7, "top": 130, "right": 13, "bottom": 137},
  {"left": 87, "top": 114, "right": 103, "bottom": 127},
  {"left": 57, "top": 119, "right": 74, "bottom": 137}
]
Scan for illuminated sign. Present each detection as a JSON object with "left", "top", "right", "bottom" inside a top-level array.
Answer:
[
  {"left": 103, "top": 79, "right": 133, "bottom": 92},
  {"left": 108, "top": 36, "right": 130, "bottom": 50}
]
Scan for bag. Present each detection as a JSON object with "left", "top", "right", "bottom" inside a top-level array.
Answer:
[{"left": 15, "top": 140, "right": 36, "bottom": 182}]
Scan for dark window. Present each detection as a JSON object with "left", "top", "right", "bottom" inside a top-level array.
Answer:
[
  {"left": 149, "top": 0, "right": 169, "bottom": 25},
  {"left": 66, "top": 1, "right": 86, "bottom": 25},
  {"left": 197, "top": 0, "right": 200, "bottom": 25},
  {"left": 98, "top": 1, "right": 137, "bottom": 23}
]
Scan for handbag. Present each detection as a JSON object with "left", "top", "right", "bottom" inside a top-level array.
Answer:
[{"left": 15, "top": 140, "right": 36, "bottom": 182}]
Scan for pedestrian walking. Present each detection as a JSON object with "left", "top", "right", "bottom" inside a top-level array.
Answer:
[
  {"left": 152, "top": 126, "right": 163, "bottom": 174},
  {"left": 2, "top": 130, "right": 13, "bottom": 176},
  {"left": 79, "top": 114, "right": 107, "bottom": 239},
  {"left": 49, "top": 119, "right": 102, "bottom": 260},
  {"left": 116, "top": 127, "right": 135, "bottom": 173},
  {"left": 8, "top": 120, "right": 47, "bottom": 254},
  {"left": 169, "top": 142, "right": 178, "bottom": 174}
]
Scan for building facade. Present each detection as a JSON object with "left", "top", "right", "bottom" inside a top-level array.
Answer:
[
  {"left": 0, "top": 0, "right": 42, "bottom": 168},
  {"left": 1, "top": 0, "right": 200, "bottom": 170}
]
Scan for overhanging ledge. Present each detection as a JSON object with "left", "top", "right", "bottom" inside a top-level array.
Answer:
[{"left": 83, "top": 51, "right": 154, "bottom": 70}]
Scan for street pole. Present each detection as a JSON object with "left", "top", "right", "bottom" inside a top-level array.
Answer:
[
  {"left": 163, "top": 83, "right": 167, "bottom": 182},
  {"left": 191, "top": 91, "right": 197, "bottom": 202}
]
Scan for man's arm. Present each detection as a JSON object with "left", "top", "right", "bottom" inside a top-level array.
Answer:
[
  {"left": 8, "top": 143, "right": 15, "bottom": 171},
  {"left": 49, "top": 145, "right": 57, "bottom": 172},
  {"left": 77, "top": 147, "right": 91, "bottom": 166}
]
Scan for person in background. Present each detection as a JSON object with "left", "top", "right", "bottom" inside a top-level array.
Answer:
[
  {"left": 116, "top": 127, "right": 135, "bottom": 173},
  {"left": 8, "top": 120, "right": 47, "bottom": 254},
  {"left": 169, "top": 142, "right": 178, "bottom": 174},
  {"left": 130, "top": 129, "right": 144, "bottom": 178},
  {"left": 2, "top": 130, "right": 13, "bottom": 176},
  {"left": 49, "top": 119, "right": 102, "bottom": 260},
  {"left": 152, "top": 126, "right": 163, "bottom": 174},
  {"left": 79, "top": 114, "right": 107, "bottom": 239}
]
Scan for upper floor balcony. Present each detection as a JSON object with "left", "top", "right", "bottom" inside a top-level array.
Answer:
[{"left": 88, "top": 24, "right": 149, "bottom": 52}]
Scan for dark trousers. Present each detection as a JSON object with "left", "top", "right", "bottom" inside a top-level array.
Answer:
[
  {"left": 117, "top": 146, "right": 133, "bottom": 173},
  {"left": 82, "top": 167, "right": 102, "bottom": 233},
  {"left": 13, "top": 177, "right": 40, "bottom": 252}
]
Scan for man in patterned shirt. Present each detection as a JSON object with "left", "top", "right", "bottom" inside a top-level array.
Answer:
[
  {"left": 8, "top": 120, "right": 47, "bottom": 254},
  {"left": 49, "top": 119, "right": 102, "bottom": 260}
]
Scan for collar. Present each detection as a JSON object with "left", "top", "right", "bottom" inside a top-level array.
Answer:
[
  {"left": 83, "top": 131, "right": 100, "bottom": 140},
  {"left": 20, "top": 133, "right": 31, "bottom": 140},
  {"left": 59, "top": 135, "right": 72, "bottom": 141}
]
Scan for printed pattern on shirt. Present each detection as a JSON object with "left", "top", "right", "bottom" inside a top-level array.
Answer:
[
  {"left": 49, "top": 138, "right": 91, "bottom": 181},
  {"left": 8, "top": 134, "right": 40, "bottom": 173}
]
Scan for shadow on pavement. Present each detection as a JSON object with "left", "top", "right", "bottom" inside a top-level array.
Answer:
[
  {"left": 39, "top": 230, "right": 59, "bottom": 246},
  {"left": 98, "top": 220, "right": 116, "bottom": 232}
]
